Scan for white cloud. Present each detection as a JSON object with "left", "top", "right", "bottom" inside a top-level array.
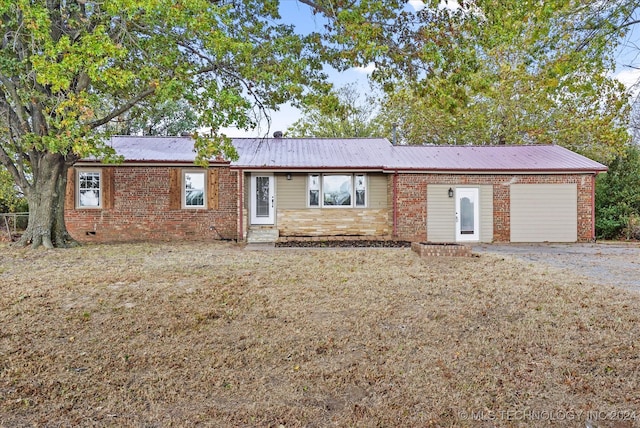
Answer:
[
  {"left": 408, "top": 0, "right": 426, "bottom": 11},
  {"left": 354, "top": 62, "right": 376, "bottom": 74},
  {"left": 614, "top": 68, "right": 640, "bottom": 96}
]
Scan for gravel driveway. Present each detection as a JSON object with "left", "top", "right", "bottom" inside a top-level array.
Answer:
[{"left": 473, "top": 242, "right": 640, "bottom": 293}]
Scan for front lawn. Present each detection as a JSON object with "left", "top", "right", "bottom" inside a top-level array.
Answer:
[{"left": 0, "top": 243, "right": 638, "bottom": 427}]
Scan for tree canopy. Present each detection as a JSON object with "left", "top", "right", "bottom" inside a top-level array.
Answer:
[
  {"left": 287, "top": 83, "right": 382, "bottom": 138},
  {"left": 0, "top": 0, "right": 328, "bottom": 247},
  {"left": 299, "top": 0, "right": 635, "bottom": 161}
]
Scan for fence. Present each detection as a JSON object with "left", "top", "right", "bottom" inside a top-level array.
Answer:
[{"left": 1, "top": 212, "right": 28, "bottom": 241}]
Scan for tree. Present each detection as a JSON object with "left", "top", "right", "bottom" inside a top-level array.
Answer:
[
  {"left": 595, "top": 144, "right": 640, "bottom": 239},
  {"left": 299, "top": 1, "right": 632, "bottom": 161},
  {"left": 0, "top": 0, "right": 327, "bottom": 248},
  {"left": 0, "top": 165, "right": 25, "bottom": 213},
  {"left": 107, "top": 99, "right": 199, "bottom": 137},
  {"left": 287, "top": 83, "right": 382, "bottom": 138}
]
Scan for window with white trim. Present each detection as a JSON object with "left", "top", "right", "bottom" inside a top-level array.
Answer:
[
  {"left": 78, "top": 170, "right": 102, "bottom": 208},
  {"left": 184, "top": 171, "right": 206, "bottom": 208},
  {"left": 308, "top": 173, "right": 367, "bottom": 208}
]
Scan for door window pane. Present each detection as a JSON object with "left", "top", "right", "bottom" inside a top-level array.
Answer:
[
  {"left": 256, "top": 176, "right": 270, "bottom": 217},
  {"left": 460, "top": 197, "right": 474, "bottom": 234}
]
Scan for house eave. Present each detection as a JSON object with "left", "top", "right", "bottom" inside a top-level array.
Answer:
[{"left": 384, "top": 168, "right": 608, "bottom": 174}]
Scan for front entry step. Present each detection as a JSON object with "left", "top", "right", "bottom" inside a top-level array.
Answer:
[{"left": 247, "top": 228, "right": 279, "bottom": 244}]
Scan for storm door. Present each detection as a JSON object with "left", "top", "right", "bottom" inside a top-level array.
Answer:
[
  {"left": 455, "top": 188, "right": 479, "bottom": 241},
  {"left": 250, "top": 173, "right": 275, "bottom": 225}
]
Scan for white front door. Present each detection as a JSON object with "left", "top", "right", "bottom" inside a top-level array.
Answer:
[
  {"left": 456, "top": 188, "right": 479, "bottom": 242},
  {"left": 250, "top": 173, "right": 275, "bottom": 225}
]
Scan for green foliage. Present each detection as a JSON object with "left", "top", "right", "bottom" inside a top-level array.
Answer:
[
  {"left": 595, "top": 144, "right": 640, "bottom": 239},
  {"left": 106, "top": 99, "right": 199, "bottom": 137},
  {"left": 304, "top": 0, "right": 632, "bottom": 161},
  {"left": 0, "top": 166, "right": 26, "bottom": 213},
  {"left": 287, "top": 83, "right": 383, "bottom": 138}
]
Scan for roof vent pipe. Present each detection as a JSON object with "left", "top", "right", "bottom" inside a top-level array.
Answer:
[{"left": 273, "top": 131, "right": 283, "bottom": 138}]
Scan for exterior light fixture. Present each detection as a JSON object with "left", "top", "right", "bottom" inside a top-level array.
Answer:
[
  {"left": 448, "top": 187, "right": 454, "bottom": 198},
  {"left": 286, "top": 173, "right": 292, "bottom": 180}
]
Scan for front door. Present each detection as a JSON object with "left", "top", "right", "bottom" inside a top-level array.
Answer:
[
  {"left": 456, "top": 188, "right": 479, "bottom": 242},
  {"left": 250, "top": 173, "right": 275, "bottom": 225}
]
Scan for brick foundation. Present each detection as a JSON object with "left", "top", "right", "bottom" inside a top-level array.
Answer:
[{"left": 411, "top": 242, "right": 472, "bottom": 257}]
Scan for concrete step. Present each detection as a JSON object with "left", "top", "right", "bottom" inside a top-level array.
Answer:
[{"left": 247, "top": 228, "right": 279, "bottom": 244}]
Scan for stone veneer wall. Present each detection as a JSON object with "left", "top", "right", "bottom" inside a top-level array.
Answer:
[{"left": 277, "top": 208, "right": 391, "bottom": 237}]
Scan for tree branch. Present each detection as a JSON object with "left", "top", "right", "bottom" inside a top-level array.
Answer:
[
  {"left": 0, "top": 73, "right": 31, "bottom": 134},
  {"left": 87, "top": 86, "right": 157, "bottom": 129}
]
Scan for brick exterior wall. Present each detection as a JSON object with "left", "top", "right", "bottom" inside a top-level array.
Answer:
[
  {"left": 64, "top": 167, "right": 596, "bottom": 244},
  {"left": 394, "top": 173, "right": 596, "bottom": 243},
  {"left": 65, "top": 166, "right": 238, "bottom": 243}
]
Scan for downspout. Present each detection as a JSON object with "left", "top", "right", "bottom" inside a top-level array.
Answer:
[
  {"left": 238, "top": 169, "right": 244, "bottom": 242},
  {"left": 393, "top": 170, "right": 398, "bottom": 238}
]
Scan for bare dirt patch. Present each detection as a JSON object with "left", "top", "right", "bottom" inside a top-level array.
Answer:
[{"left": 1, "top": 242, "right": 639, "bottom": 427}]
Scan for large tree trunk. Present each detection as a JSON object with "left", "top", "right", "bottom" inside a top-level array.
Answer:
[
  {"left": 52, "top": 162, "right": 78, "bottom": 247},
  {"left": 16, "top": 153, "right": 77, "bottom": 249}
]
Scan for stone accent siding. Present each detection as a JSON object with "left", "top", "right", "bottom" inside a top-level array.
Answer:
[
  {"left": 65, "top": 166, "right": 238, "bottom": 242},
  {"left": 395, "top": 173, "right": 596, "bottom": 243},
  {"left": 277, "top": 208, "right": 391, "bottom": 237}
]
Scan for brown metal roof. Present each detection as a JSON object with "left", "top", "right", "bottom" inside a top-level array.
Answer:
[
  {"left": 387, "top": 144, "right": 608, "bottom": 172},
  {"left": 232, "top": 137, "right": 393, "bottom": 169},
  {"left": 95, "top": 136, "right": 607, "bottom": 173}
]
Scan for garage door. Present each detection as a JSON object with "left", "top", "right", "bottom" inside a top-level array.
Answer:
[{"left": 510, "top": 184, "right": 577, "bottom": 242}]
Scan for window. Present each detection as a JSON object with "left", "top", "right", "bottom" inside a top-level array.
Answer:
[
  {"left": 355, "top": 174, "right": 366, "bottom": 207},
  {"left": 323, "top": 175, "right": 352, "bottom": 206},
  {"left": 78, "top": 170, "right": 101, "bottom": 208},
  {"left": 308, "top": 173, "right": 367, "bottom": 208},
  {"left": 309, "top": 174, "right": 320, "bottom": 207},
  {"left": 184, "top": 171, "right": 206, "bottom": 208}
]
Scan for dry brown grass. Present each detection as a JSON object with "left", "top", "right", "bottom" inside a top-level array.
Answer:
[{"left": 1, "top": 242, "right": 639, "bottom": 427}]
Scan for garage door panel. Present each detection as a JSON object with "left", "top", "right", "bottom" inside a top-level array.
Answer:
[{"left": 511, "top": 184, "right": 577, "bottom": 242}]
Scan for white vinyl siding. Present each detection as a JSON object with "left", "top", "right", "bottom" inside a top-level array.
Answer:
[{"left": 510, "top": 183, "right": 577, "bottom": 242}]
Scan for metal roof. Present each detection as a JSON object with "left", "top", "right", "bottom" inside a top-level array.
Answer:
[
  {"left": 387, "top": 144, "right": 608, "bottom": 172},
  {"left": 232, "top": 137, "right": 393, "bottom": 169},
  {"left": 97, "top": 136, "right": 607, "bottom": 172}
]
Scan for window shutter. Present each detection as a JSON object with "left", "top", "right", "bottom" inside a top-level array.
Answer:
[
  {"left": 208, "top": 169, "right": 219, "bottom": 210},
  {"left": 102, "top": 168, "right": 114, "bottom": 209},
  {"left": 169, "top": 168, "right": 181, "bottom": 210},
  {"left": 65, "top": 167, "right": 75, "bottom": 210}
]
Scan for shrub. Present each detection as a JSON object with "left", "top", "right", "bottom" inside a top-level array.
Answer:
[{"left": 595, "top": 144, "right": 640, "bottom": 240}]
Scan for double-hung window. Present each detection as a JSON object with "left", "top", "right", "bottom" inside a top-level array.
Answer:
[
  {"left": 308, "top": 173, "right": 367, "bottom": 208},
  {"left": 78, "top": 170, "right": 102, "bottom": 208},
  {"left": 184, "top": 171, "right": 206, "bottom": 208}
]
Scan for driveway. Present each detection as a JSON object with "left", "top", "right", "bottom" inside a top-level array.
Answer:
[{"left": 473, "top": 242, "right": 640, "bottom": 293}]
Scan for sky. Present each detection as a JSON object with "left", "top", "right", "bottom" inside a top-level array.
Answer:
[{"left": 220, "top": 1, "right": 640, "bottom": 138}]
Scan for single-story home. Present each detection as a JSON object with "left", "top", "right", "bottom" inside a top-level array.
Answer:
[{"left": 64, "top": 135, "right": 607, "bottom": 244}]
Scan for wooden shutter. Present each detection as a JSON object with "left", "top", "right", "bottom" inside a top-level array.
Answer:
[
  {"left": 208, "top": 169, "right": 219, "bottom": 210},
  {"left": 102, "top": 168, "right": 114, "bottom": 209},
  {"left": 65, "top": 167, "right": 75, "bottom": 210},
  {"left": 169, "top": 168, "right": 181, "bottom": 210}
]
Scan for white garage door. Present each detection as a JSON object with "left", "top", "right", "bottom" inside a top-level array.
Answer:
[{"left": 510, "top": 184, "right": 577, "bottom": 242}]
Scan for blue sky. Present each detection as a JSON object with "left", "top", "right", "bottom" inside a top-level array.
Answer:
[{"left": 221, "top": 1, "right": 640, "bottom": 138}]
